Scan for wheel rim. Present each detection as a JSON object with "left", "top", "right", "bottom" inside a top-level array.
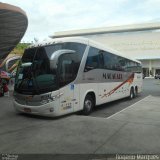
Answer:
[{"left": 84, "top": 99, "right": 92, "bottom": 112}]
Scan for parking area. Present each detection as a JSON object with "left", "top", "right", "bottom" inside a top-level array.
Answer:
[{"left": 0, "top": 78, "right": 160, "bottom": 157}]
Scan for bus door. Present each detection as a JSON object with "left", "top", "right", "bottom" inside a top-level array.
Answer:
[{"left": 58, "top": 53, "right": 79, "bottom": 114}]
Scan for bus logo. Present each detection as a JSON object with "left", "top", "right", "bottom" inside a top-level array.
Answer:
[{"left": 103, "top": 73, "right": 123, "bottom": 80}]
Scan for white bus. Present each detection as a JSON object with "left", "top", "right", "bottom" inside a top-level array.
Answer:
[{"left": 13, "top": 37, "right": 142, "bottom": 117}]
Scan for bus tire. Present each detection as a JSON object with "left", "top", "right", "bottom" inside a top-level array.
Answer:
[
  {"left": 129, "top": 87, "right": 134, "bottom": 100},
  {"left": 82, "top": 94, "right": 94, "bottom": 115},
  {"left": 135, "top": 86, "right": 138, "bottom": 97}
]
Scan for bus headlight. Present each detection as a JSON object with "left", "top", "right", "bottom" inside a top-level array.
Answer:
[{"left": 41, "top": 94, "right": 54, "bottom": 104}]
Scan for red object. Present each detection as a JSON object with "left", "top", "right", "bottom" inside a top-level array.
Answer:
[
  {"left": 0, "top": 71, "right": 10, "bottom": 79},
  {"left": 3, "top": 84, "right": 8, "bottom": 92}
]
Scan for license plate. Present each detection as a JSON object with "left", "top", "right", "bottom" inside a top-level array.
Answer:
[{"left": 24, "top": 108, "right": 31, "bottom": 113}]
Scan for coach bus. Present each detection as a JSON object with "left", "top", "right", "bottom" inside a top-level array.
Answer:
[{"left": 13, "top": 37, "right": 142, "bottom": 117}]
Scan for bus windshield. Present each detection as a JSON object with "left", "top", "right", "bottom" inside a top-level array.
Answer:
[{"left": 15, "top": 42, "right": 86, "bottom": 95}]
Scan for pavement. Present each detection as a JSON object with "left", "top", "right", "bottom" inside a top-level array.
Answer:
[
  {"left": 1, "top": 94, "right": 160, "bottom": 156},
  {"left": 95, "top": 95, "right": 160, "bottom": 154},
  {"left": 1, "top": 78, "right": 160, "bottom": 157}
]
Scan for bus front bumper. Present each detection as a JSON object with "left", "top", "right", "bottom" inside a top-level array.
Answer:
[{"left": 13, "top": 100, "right": 59, "bottom": 117}]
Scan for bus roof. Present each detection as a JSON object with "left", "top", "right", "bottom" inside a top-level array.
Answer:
[{"left": 29, "top": 37, "right": 141, "bottom": 64}]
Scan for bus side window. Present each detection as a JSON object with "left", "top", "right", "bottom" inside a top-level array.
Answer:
[
  {"left": 84, "top": 47, "right": 103, "bottom": 72},
  {"left": 103, "top": 51, "right": 125, "bottom": 71},
  {"left": 103, "top": 51, "right": 114, "bottom": 70}
]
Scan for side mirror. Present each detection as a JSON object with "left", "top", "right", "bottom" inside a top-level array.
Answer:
[
  {"left": 50, "top": 49, "right": 76, "bottom": 70},
  {"left": 21, "top": 62, "right": 32, "bottom": 67}
]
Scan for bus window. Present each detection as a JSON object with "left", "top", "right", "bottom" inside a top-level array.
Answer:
[
  {"left": 84, "top": 47, "right": 103, "bottom": 72},
  {"left": 103, "top": 51, "right": 119, "bottom": 70},
  {"left": 58, "top": 53, "right": 79, "bottom": 87}
]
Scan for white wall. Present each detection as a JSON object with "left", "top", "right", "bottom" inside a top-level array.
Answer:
[{"left": 85, "top": 31, "right": 160, "bottom": 60}]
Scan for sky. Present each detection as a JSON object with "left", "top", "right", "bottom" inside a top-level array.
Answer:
[{"left": 2, "top": 0, "right": 160, "bottom": 42}]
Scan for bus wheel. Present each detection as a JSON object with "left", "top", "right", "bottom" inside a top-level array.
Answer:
[
  {"left": 135, "top": 87, "right": 138, "bottom": 97},
  {"left": 129, "top": 87, "right": 134, "bottom": 100},
  {"left": 82, "top": 95, "right": 94, "bottom": 115}
]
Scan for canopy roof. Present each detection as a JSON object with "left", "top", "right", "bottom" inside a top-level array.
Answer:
[{"left": 0, "top": 2, "right": 28, "bottom": 60}]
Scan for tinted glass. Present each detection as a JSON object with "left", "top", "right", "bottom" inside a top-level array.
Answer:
[
  {"left": 45, "top": 42, "right": 86, "bottom": 60},
  {"left": 58, "top": 53, "right": 79, "bottom": 87},
  {"left": 85, "top": 47, "right": 103, "bottom": 71},
  {"left": 15, "top": 47, "right": 57, "bottom": 95},
  {"left": 15, "top": 42, "right": 86, "bottom": 94},
  {"left": 103, "top": 51, "right": 142, "bottom": 72},
  {"left": 103, "top": 51, "right": 123, "bottom": 71},
  {"left": 125, "top": 60, "right": 142, "bottom": 72}
]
